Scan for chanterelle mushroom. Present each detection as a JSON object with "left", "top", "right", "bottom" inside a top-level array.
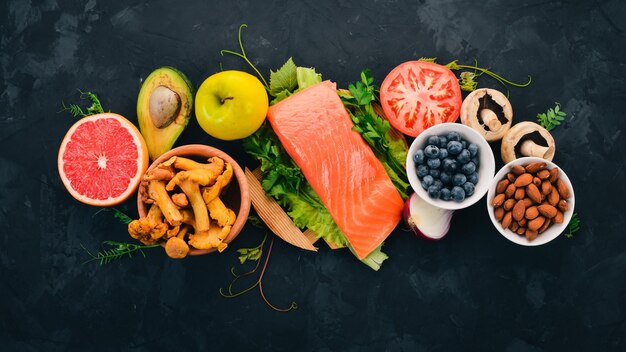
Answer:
[
  {"left": 165, "top": 237, "right": 189, "bottom": 259},
  {"left": 146, "top": 176, "right": 183, "bottom": 226},
  {"left": 128, "top": 204, "right": 168, "bottom": 245},
  {"left": 460, "top": 88, "right": 513, "bottom": 142},
  {"left": 188, "top": 221, "right": 231, "bottom": 252},
  {"left": 501, "top": 121, "right": 555, "bottom": 164}
]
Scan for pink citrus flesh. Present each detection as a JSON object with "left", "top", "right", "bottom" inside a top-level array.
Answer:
[{"left": 58, "top": 113, "right": 149, "bottom": 206}]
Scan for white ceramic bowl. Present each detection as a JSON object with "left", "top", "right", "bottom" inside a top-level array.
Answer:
[
  {"left": 406, "top": 123, "right": 495, "bottom": 210},
  {"left": 486, "top": 157, "right": 576, "bottom": 246}
]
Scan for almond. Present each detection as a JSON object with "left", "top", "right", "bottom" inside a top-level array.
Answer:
[
  {"left": 554, "top": 211, "right": 564, "bottom": 224},
  {"left": 537, "top": 169, "right": 550, "bottom": 180},
  {"left": 503, "top": 198, "right": 516, "bottom": 211},
  {"left": 516, "top": 226, "right": 526, "bottom": 236},
  {"left": 512, "top": 200, "right": 526, "bottom": 221},
  {"left": 505, "top": 184, "right": 516, "bottom": 198},
  {"left": 514, "top": 173, "right": 533, "bottom": 187},
  {"left": 526, "top": 184, "right": 542, "bottom": 204},
  {"left": 525, "top": 161, "right": 547, "bottom": 174},
  {"left": 538, "top": 218, "right": 552, "bottom": 233},
  {"left": 549, "top": 168, "right": 559, "bottom": 183},
  {"left": 537, "top": 204, "right": 558, "bottom": 218},
  {"left": 548, "top": 188, "right": 560, "bottom": 206},
  {"left": 523, "top": 198, "right": 534, "bottom": 207},
  {"left": 518, "top": 218, "right": 527, "bottom": 227},
  {"left": 494, "top": 207, "right": 504, "bottom": 221},
  {"left": 510, "top": 222, "right": 519, "bottom": 232},
  {"left": 507, "top": 173, "right": 516, "bottom": 183},
  {"left": 533, "top": 177, "right": 542, "bottom": 187},
  {"left": 556, "top": 178, "right": 571, "bottom": 199},
  {"left": 528, "top": 216, "right": 545, "bottom": 231},
  {"left": 525, "top": 206, "right": 539, "bottom": 220},
  {"left": 525, "top": 229, "right": 538, "bottom": 241},
  {"left": 511, "top": 165, "right": 525, "bottom": 175},
  {"left": 496, "top": 179, "right": 509, "bottom": 194},
  {"left": 541, "top": 181, "right": 552, "bottom": 196},
  {"left": 492, "top": 193, "right": 505, "bottom": 207},
  {"left": 514, "top": 188, "right": 525, "bottom": 200},
  {"left": 501, "top": 211, "right": 512, "bottom": 229},
  {"left": 558, "top": 199, "right": 569, "bottom": 212}
]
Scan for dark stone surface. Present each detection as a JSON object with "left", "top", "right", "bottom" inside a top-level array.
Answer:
[{"left": 1, "top": 0, "right": 625, "bottom": 350}]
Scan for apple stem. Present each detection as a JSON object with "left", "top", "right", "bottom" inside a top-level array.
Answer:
[{"left": 220, "top": 96, "right": 234, "bottom": 104}]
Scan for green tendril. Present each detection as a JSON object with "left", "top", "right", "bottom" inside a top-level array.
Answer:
[{"left": 220, "top": 24, "right": 270, "bottom": 90}]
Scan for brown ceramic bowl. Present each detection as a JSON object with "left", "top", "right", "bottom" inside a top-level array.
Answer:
[{"left": 137, "top": 144, "right": 250, "bottom": 255}]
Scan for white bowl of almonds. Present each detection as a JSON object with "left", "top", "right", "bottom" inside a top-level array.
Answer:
[{"left": 486, "top": 157, "right": 575, "bottom": 246}]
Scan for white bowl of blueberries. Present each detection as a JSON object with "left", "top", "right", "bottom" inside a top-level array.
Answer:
[{"left": 406, "top": 123, "right": 496, "bottom": 210}]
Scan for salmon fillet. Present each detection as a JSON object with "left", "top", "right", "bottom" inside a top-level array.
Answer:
[{"left": 267, "top": 81, "right": 404, "bottom": 259}]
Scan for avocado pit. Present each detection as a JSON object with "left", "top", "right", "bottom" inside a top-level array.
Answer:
[{"left": 149, "top": 86, "right": 181, "bottom": 128}]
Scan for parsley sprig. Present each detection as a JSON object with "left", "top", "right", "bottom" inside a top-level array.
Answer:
[
  {"left": 564, "top": 213, "right": 580, "bottom": 239},
  {"left": 537, "top": 102, "right": 567, "bottom": 131},
  {"left": 60, "top": 90, "right": 105, "bottom": 118}
]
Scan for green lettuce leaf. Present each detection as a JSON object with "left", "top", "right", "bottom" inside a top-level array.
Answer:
[
  {"left": 269, "top": 58, "right": 297, "bottom": 96},
  {"left": 296, "top": 67, "right": 322, "bottom": 90}
]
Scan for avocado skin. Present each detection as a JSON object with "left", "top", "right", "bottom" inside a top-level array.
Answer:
[{"left": 137, "top": 66, "right": 194, "bottom": 160}]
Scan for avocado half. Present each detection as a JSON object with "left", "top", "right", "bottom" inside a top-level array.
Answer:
[{"left": 137, "top": 67, "right": 194, "bottom": 160}]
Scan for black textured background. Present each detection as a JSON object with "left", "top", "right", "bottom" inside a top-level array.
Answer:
[{"left": 2, "top": 0, "right": 626, "bottom": 351}]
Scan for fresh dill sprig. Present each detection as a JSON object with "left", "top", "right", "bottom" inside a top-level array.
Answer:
[
  {"left": 537, "top": 102, "right": 567, "bottom": 131},
  {"left": 60, "top": 90, "right": 105, "bottom": 118},
  {"left": 93, "top": 207, "right": 133, "bottom": 225},
  {"left": 564, "top": 213, "right": 580, "bottom": 239},
  {"left": 82, "top": 241, "right": 160, "bottom": 265}
]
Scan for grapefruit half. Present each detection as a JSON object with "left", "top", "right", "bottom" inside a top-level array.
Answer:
[{"left": 58, "top": 113, "right": 149, "bottom": 206}]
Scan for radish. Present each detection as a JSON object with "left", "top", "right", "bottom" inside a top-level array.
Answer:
[{"left": 404, "top": 193, "right": 454, "bottom": 240}]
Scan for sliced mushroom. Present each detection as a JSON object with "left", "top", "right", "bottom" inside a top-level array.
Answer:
[
  {"left": 460, "top": 88, "right": 513, "bottom": 142},
  {"left": 501, "top": 121, "right": 556, "bottom": 164}
]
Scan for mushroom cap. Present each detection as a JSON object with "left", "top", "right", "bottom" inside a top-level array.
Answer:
[
  {"left": 501, "top": 121, "right": 556, "bottom": 164},
  {"left": 165, "top": 237, "right": 189, "bottom": 259},
  {"left": 461, "top": 88, "right": 513, "bottom": 142}
]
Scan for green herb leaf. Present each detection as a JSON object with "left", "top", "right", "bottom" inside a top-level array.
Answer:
[
  {"left": 82, "top": 241, "right": 159, "bottom": 265},
  {"left": 564, "top": 213, "right": 580, "bottom": 239},
  {"left": 419, "top": 57, "right": 437, "bottom": 63},
  {"left": 296, "top": 67, "right": 322, "bottom": 90},
  {"left": 60, "top": 90, "right": 105, "bottom": 118},
  {"left": 537, "top": 102, "right": 567, "bottom": 131},
  {"left": 269, "top": 58, "right": 298, "bottom": 96},
  {"left": 247, "top": 214, "right": 267, "bottom": 229}
]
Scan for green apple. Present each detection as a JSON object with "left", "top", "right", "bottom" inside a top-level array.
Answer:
[{"left": 195, "top": 70, "right": 268, "bottom": 140}]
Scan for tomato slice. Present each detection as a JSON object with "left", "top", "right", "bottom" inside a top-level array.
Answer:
[{"left": 380, "top": 61, "right": 462, "bottom": 137}]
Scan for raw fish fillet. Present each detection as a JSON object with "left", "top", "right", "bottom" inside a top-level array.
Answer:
[{"left": 267, "top": 81, "right": 403, "bottom": 259}]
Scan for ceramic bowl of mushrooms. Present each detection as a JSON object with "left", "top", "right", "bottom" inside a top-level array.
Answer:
[{"left": 129, "top": 144, "right": 250, "bottom": 258}]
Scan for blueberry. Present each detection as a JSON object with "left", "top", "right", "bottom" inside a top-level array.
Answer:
[
  {"left": 427, "top": 185, "right": 441, "bottom": 199},
  {"left": 433, "top": 180, "right": 443, "bottom": 190},
  {"left": 416, "top": 164, "right": 429, "bottom": 177},
  {"left": 427, "top": 158, "right": 441, "bottom": 169},
  {"left": 468, "top": 143, "right": 479, "bottom": 157},
  {"left": 467, "top": 172, "right": 478, "bottom": 185},
  {"left": 440, "top": 188, "right": 452, "bottom": 201},
  {"left": 440, "top": 171, "right": 452, "bottom": 184},
  {"left": 438, "top": 148, "right": 449, "bottom": 159},
  {"left": 429, "top": 169, "right": 440, "bottom": 178},
  {"left": 447, "top": 131, "right": 461, "bottom": 142},
  {"left": 438, "top": 136, "right": 448, "bottom": 148},
  {"left": 447, "top": 141, "right": 463, "bottom": 155},
  {"left": 462, "top": 182, "right": 475, "bottom": 197},
  {"left": 413, "top": 149, "right": 425, "bottom": 164},
  {"left": 421, "top": 175, "right": 434, "bottom": 190},
  {"left": 471, "top": 157, "right": 480, "bottom": 168},
  {"left": 452, "top": 173, "right": 467, "bottom": 186},
  {"left": 442, "top": 158, "right": 458, "bottom": 173},
  {"left": 461, "top": 161, "right": 476, "bottom": 175},
  {"left": 424, "top": 145, "right": 439, "bottom": 158},
  {"left": 451, "top": 186, "right": 466, "bottom": 202},
  {"left": 456, "top": 149, "right": 471, "bottom": 164},
  {"left": 461, "top": 140, "right": 468, "bottom": 149},
  {"left": 427, "top": 135, "right": 440, "bottom": 146}
]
